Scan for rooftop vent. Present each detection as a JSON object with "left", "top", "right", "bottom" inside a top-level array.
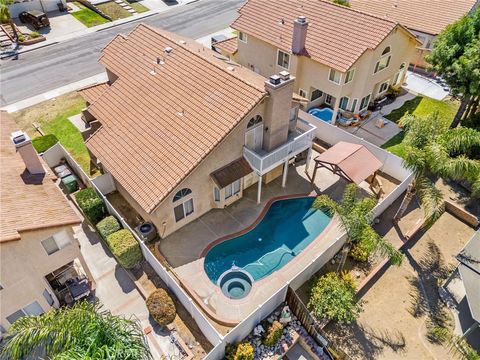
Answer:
[
  {"left": 156, "top": 57, "right": 165, "bottom": 65},
  {"left": 227, "top": 66, "right": 235, "bottom": 71},
  {"left": 178, "top": 40, "right": 187, "bottom": 45},
  {"left": 164, "top": 46, "right": 173, "bottom": 54},
  {"left": 297, "top": 15, "right": 307, "bottom": 24},
  {"left": 279, "top": 70, "right": 290, "bottom": 81},
  {"left": 269, "top": 75, "right": 281, "bottom": 85}
]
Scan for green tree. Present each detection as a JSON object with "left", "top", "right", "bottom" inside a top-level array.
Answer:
[
  {"left": 308, "top": 272, "right": 361, "bottom": 324},
  {"left": 313, "top": 183, "right": 402, "bottom": 271},
  {"left": 394, "top": 112, "right": 480, "bottom": 223},
  {"left": 0, "top": 301, "right": 151, "bottom": 360},
  {"left": 0, "top": 0, "right": 18, "bottom": 40},
  {"left": 427, "top": 8, "right": 480, "bottom": 128}
]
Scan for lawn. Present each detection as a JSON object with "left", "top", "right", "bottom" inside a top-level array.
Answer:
[
  {"left": 127, "top": 1, "right": 149, "bottom": 13},
  {"left": 96, "top": 1, "right": 132, "bottom": 20},
  {"left": 381, "top": 96, "right": 459, "bottom": 158},
  {"left": 71, "top": 2, "right": 109, "bottom": 27},
  {"left": 11, "top": 93, "right": 96, "bottom": 175}
]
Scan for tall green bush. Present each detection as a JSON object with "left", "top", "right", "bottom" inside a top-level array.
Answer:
[
  {"left": 75, "top": 188, "right": 106, "bottom": 224},
  {"left": 96, "top": 216, "right": 121, "bottom": 240},
  {"left": 32, "top": 134, "right": 58, "bottom": 153},
  {"left": 146, "top": 289, "right": 176, "bottom": 326},
  {"left": 106, "top": 229, "right": 142, "bottom": 269},
  {"left": 262, "top": 321, "right": 283, "bottom": 346}
]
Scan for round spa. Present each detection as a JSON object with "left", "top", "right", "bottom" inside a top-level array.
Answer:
[{"left": 217, "top": 267, "right": 253, "bottom": 300}]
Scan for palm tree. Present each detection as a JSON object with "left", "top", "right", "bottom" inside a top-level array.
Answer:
[
  {"left": 0, "top": 301, "right": 152, "bottom": 360},
  {"left": 394, "top": 112, "right": 480, "bottom": 225},
  {"left": 313, "top": 183, "right": 403, "bottom": 271},
  {"left": 0, "top": 0, "right": 17, "bottom": 41}
]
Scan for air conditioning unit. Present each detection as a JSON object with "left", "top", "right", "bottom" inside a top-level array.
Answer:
[{"left": 135, "top": 222, "right": 157, "bottom": 243}]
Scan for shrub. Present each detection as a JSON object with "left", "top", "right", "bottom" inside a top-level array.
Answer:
[
  {"left": 262, "top": 321, "right": 283, "bottom": 347},
  {"left": 32, "top": 134, "right": 58, "bottom": 153},
  {"left": 29, "top": 31, "right": 41, "bottom": 39},
  {"left": 146, "top": 289, "right": 176, "bottom": 326},
  {"left": 426, "top": 326, "right": 450, "bottom": 344},
  {"left": 308, "top": 272, "right": 361, "bottom": 324},
  {"left": 106, "top": 229, "right": 142, "bottom": 268},
  {"left": 96, "top": 216, "right": 121, "bottom": 240},
  {"left": 349, "top": 236, "right": 375, "bottom": 262},
  {"left": 75, "top": 188, "right": 106, "bottom": 224},
  {"left": 226, "top": 342, "right": 254, "bottom": 360},
  {"left": 17, "top": 34, "right": 25, "bottom": 42}
]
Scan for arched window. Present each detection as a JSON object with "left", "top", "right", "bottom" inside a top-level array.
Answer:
[
  {"left": 173, "top": 188, "right": 192, "bottom": 202},
  {"left": 381, "top": 46, "right": 391, "bottom": 56},
  {"left": 247, "top": 115, "right": 263, "bottom": 128}
]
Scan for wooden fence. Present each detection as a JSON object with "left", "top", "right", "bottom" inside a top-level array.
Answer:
[{"left": 286, "top": 287, "right": 350, "bottom": 360}]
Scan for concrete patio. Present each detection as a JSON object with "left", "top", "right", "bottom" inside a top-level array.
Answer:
[{"left": 156, "top": 151, "right": 399, "bottom": 324}]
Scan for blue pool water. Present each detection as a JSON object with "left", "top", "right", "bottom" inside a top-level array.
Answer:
[
  {"left": 204, "top": 197, "right": 332, "bottom": 284},
  {"left": 308, "top": 107, "right": 333, "bottom": 123}
]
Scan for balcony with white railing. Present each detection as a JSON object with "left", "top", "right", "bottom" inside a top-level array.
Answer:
[{"left": 243, "top": 119, "right": 316, "bottom": 175}]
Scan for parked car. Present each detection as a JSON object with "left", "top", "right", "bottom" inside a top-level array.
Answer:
[{"left": 18, "top": 10, "right": 50, "bottom": 30}]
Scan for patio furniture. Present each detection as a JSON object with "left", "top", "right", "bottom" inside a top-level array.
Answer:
[
  {"left": 336, "top": 117, "right": 352, "bottom": 126},
  {"left": 67, "top": 278, "right": 90, "bottom": 301}
]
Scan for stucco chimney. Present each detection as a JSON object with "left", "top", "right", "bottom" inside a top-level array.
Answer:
[
  {"left": 11, "top": 131, "right": 45, "bottom": 175},
  {"left": 292, "top": 16, "right": 308, "bottom": 55}
]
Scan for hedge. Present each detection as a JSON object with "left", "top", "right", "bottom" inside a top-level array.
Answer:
[
  {"left": 146, "top": 289, "right": 176, "bottom": 326},
  {"left": 226, "top": 342, "right": 254, "bottom": 360},
  {"left": 75, "top": 188, "right": 106, "bottom": 224},
  {"left": 32, "top": 134, "right": 58, "bottom": 153},
  {"left": 96, "top": 216, "right": 121, "bottom": 240},
  {"left": 106, "top": 229, "right": 142, "bottom": 269}
]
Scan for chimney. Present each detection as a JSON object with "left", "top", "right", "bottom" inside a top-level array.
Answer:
[
  {"left": 11, "top": 131, "right": 45, "bottom": 175},
  {"left": 292, "top": 16, "right": 308, "bottom": 55}
]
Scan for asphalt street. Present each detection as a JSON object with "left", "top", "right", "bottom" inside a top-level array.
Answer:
[{"left": 0, "top": 0, "right": 244, "bottom": 106}]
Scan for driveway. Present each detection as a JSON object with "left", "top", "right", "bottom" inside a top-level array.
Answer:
[
  {"left": 14, "top": 10, "right": 86, "bottom": 41},
  {"left": 404, "top": 71, "right": 450, "bottom": 101},
  {"left": 74, "top": 222, "right": 182, "bottom": 359}
]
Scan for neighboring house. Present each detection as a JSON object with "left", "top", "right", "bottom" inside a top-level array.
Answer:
[
  {"left": 214, "top": 0, "right": 420, "bottom": 123},
  {"left": 0, "top": 112, "right": 93, "bottom": 333},
  {"left": 349, "top": 0, "right": 480, "bottom": 69},
  {"left": 7, "top": 0, "right": 66, "bottom": 18},
  {"left": 79, "top": 24, "right": 316, "bottom": 238}
]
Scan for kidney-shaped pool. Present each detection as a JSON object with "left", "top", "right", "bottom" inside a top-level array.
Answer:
[{"left": 204, "top": 197, "right": 332, "bottom": 287}]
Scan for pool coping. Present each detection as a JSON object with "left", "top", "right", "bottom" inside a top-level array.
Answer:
[{"left": 169, "top": 193, "right": 341, "bottom": 326}]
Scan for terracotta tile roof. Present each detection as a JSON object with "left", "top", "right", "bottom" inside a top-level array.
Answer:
[
  {"left": 214, "top": 37, "right": 238, "bottom": 54},
  {"left": 210, "top": 157, "right": 253, "bottom": 188},
  {"left": 78, "top": 82, "right": 110, "bottom": 104},
  {"left": 349, "top": 0, "right": 478, "bottom": 35},
  {"left": 86, "top": 25, "right": 268, "bottom": 213},
  {"left": 0, "top": 112, "right": 81, "bottom": 242},
  {"left": 231, "top": 0, "right": 406, "bottom": 72}
]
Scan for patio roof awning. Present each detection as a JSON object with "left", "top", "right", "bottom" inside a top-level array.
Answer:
[
  {"left": 210, "top": 157, "right": 253, "bottom": 189},
  {"left": 313, "top": 141, "right": 383, "bottom": 184}
]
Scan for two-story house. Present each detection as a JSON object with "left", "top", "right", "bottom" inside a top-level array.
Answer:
[
  {"left": 349, "top": 0, "right": 480, "bottom": 70},
  {"left": 79, "top": 24, "right": 316, "bottom": 238},
  {"left": 214, "top": 0, "right": 420, "bottom": 124},
  {"left": 0, "top": 112, "right": 93, "bottom": 333}
]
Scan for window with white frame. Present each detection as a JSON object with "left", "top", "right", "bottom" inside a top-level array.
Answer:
[
  {"left": 277, "top": 50, "right": 290, "bottom": 69},
  {"left": 214, "top": 187, "right": 220, "bottom": 202},
  {"left": 43, "top": 289, "right": 54, "bottom": 306},
  {"left": 379, "top": 81, "right": 389, "bottom": 94},
  {"left": 328, "top": 69, "right": 341, "bottom": 84},
  {"left": 311, "top": 89, "right": 323, "bottom": 101},
  {"left": 224, "top": 179, "right": 241, "bottom": 200},
  {"left": 299, "top": 89, "right": 307, "bottom": 98},
  {"left": 6, "top": 301, "right": 44, "bottom": 324},
  {"left": 360, "top": 94, "right": 371, "bottom": 111},
  {"left": 325, "top": 94, "right": 333, "bottom": 105},
  {"left": 374, "top": 47, "right": 391, "bottom": 73},
  {"left": 339, "top": 96, "right": 349, "bottom": 110},
  {"left": 238, "top": 31, "right": 247, "bottom": 43},
  {"left": 289, "top": 106, "right": 298, "bottom": 122},
  {"left": 173, "top": 188, "right": 194, "bottom": 222},
  {"left": 345, "top": 69, "right": 355, "bottom": 84},
  {"left": 350, "top": 98, "right": 358, "bottom": 113},
  {"left": 41, "top": 231, "right": 71, "bottom": 256}
]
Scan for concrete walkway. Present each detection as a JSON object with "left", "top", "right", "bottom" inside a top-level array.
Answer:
[
  {"left": 404, "top": 71, "right": 450, "bottom": 100},
  {"left": 74, "top": 222, "right": 182, "bottom": 358}
]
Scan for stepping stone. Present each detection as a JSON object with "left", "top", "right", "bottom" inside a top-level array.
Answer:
[
  {"left": 128, "top": 9, "right": 136, "bottom": 13},
  {"left": 114, "top": 0, "right": 122, "bottom": 2},
  {"left": 124, "top": 5, "right": 132, "bottom": 9}
]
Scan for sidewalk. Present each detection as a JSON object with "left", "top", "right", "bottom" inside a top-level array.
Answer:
[
  {"left": 75, "top": 221, "right": 184, "bottom": 358},
  {"left": 0, "top": 0, "right": 198, "bottom": 59}
]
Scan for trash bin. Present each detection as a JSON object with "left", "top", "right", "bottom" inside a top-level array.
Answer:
[{"left": 62, "top": 175, "right": 78, "bottom": 193}]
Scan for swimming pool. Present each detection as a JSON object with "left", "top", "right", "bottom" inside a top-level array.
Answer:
[
  {"left": 204, "top": 197, "right": 332, "bottom": 284},
  {"left": 308, "top": 107, "right": 333, "bottom": 123}
]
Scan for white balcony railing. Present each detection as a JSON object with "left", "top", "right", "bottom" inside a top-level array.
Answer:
[{"left": 243, "top": 119, "right": 316, "bottom": 175}]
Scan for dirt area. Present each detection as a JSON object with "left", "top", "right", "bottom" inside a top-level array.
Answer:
[
  {"left": 130, "top": 261, "right": 213, "bottom": 359},
  {"left": 323, "top": 212, "right": 476, "bottom": 360},
  {"left": 437, "top": 178, "right": 480, "bottom": 218},
  {"left": 106, "top": 191, "right": 143, "bottom": 228}
]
